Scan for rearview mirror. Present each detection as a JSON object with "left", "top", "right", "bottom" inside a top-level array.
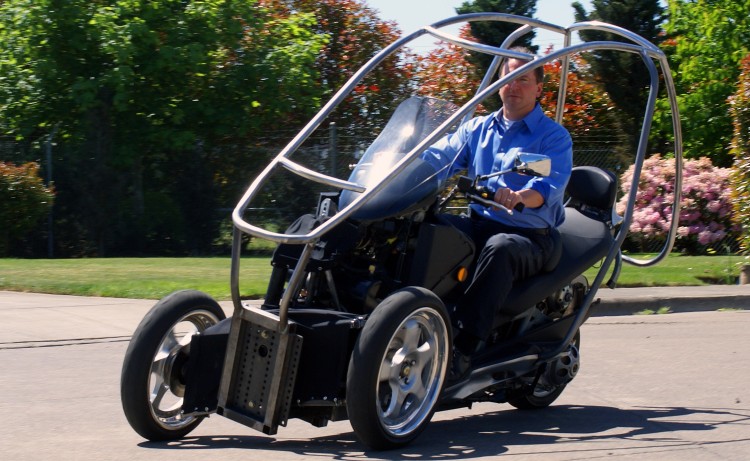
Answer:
[{"left": 515, "top": 153, "right": 551, "bottom": 177}]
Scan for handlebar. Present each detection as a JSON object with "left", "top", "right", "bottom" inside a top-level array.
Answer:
[{"left": 456, "top": 175, "right": 525, "bottom": 214}]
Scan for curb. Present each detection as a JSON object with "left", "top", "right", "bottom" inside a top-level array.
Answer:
[{"left": 591, "top": 285, "right": 750, "bottom": 316}]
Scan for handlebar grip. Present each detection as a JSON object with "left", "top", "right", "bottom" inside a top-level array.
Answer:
[{"left": 514, "top": 202, "right": 525, "bottom": 212}]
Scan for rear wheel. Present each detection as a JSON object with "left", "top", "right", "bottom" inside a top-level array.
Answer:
[
  {"left": 507, "top": 332, "right": 581, "bottom": 410},
  {"left": 120, "top": 290, "right": 226, "bottom": 441},
  {"left": 346, "top": 287, "right": 451, "bottom": 450}
]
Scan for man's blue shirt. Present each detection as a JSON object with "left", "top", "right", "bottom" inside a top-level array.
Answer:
[{"left": 423, "top": 103, "right": 573, "bottom": 228}]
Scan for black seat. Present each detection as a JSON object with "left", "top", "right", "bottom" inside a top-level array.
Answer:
[
  {"left": 565, "top": 166, "right": 618, "bottom": 225},
  {"left": 542, "top": 166, "right": 616, "bottom": 272}
]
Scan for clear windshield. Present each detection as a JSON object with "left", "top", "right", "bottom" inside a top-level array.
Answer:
[{"left": 339, "top": 96, "right": 459, "bottom": 220}]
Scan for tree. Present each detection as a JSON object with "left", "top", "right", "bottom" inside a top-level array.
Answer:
[
  {"left": 455, "top": 0, "right": 538, "bottom": 109},
  {"left": 415, "top": 26, "right": 485, "bottom": 107},
  {"left": 730, "top": 53, "right": 750, "bottom": 253},
  {"left": 264, "top": 0, "right": 415, "bottom": 134},
  {"left": 456, "top": 0, "right": 538, "bottom": 53},
  {"left": 0, "top": 162, "right": 53, "bottom": 255},
  {"left": 0, "top": 0, "right": 326, "bottom": 255},
  {"left": 658, "top": 0, "right": 750, "bottom": 167},
  {"left": 573, "top": 0, "right": 666, "bottom": 157}
]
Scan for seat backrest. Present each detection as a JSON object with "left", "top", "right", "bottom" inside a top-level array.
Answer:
[{"left": 565, "top": 166, "right": 618, "bottom": 223}]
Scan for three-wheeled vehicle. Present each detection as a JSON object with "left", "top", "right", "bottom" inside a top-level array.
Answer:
[{"left": 121, "top": 13, "right": 683, "bottom": 450}]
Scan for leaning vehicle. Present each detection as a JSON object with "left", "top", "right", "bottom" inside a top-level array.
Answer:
[{"left": 121, "top": 13, "right": 683, "bottom": 450}]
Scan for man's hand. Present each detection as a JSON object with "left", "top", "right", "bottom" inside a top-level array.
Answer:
[{"left": 493, "top": 187, "right": 544, "bottom": 211}]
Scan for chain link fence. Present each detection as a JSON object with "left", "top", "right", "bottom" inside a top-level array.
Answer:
[{"left": 5, "top": 121, "right": 741, "bottom": 258}]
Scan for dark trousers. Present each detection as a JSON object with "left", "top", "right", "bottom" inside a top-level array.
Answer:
[{"left": 441, "top": 213, "right": 554, "bottom": 346}]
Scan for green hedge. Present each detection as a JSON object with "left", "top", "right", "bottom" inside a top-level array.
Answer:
[
  {"left": 0, "top": 161, "right": 54, "bottom": 255},
  {"left": 731, "top": 54, "right": 750, "bottom": 254}
]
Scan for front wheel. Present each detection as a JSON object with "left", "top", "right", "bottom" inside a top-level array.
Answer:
[
  {"left": 120, "top": 290, "right": 226, "bottom": 441},
  {"left": 346, "top": 287, "right": 451, "bottom": 450}
]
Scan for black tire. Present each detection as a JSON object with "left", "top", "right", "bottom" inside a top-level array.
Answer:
[
  {"left": 120, "top": 290, "right": 226, "bottom": 441},
  {"left": 346, "top": 287, "right": 451, "bottom": 450},
  {"left": 507, "top": 331, "right": 581, "bottom": 410}
]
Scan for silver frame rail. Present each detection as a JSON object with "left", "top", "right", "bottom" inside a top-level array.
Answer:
[{"left": 228, "top": 13, "right": 684, "bottom": 329}]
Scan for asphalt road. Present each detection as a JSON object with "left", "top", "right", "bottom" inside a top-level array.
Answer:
[{"left": 1, "top": 291, "right": 748, "bottom": 460}]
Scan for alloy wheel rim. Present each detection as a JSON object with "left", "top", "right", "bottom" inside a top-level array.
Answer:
[
  {"left": 375, "top": 307, "right": 449, "bottom": 436},
  {"left": 147, "top": 310, "right": 220, "bottom": 430}
]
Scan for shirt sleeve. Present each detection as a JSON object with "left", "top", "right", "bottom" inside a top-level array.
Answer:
[
  {"left": 421, "top": 118, "right": 477, "bottom": 184},
  {"left": 527, "top": 125, "right": 573, "bottom": 205}
]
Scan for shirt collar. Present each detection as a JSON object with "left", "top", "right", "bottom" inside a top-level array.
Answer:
[{"left": 495, "top": 103, "right": 544, "bottom": 134}]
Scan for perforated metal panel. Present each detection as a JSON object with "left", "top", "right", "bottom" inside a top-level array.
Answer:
[{"left": 217, "top": 308, "right": 302, "bottom": 435}]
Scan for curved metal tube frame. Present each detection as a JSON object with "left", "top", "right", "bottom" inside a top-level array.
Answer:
[{"left": 229, "top": 14, "right": 684, "bottom": 337}]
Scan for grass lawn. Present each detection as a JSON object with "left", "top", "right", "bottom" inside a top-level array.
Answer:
[
  {"left": 585, "top": 252, "right": 745, "bottom": 287},
  {"left": 0, "top": 253, "right": 745, "bottom": 300},
  {"left": 0, "top": 257, "right": 273, "bottom": 300}
]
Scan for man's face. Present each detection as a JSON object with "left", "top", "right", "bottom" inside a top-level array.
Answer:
[{"left": 499, "top": 58, "right": 543, "bottom": 120}]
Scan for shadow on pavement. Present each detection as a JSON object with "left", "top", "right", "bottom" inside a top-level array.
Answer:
[{"left": 138, "top": 404, "right": 750, "bottom": 459}]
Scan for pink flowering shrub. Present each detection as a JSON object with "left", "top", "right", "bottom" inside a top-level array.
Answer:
[{"left": 617, "top": 155, "right": 738, "bottom": 254}]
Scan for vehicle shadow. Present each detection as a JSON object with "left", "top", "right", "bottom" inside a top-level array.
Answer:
[{"left": 139, "top": 404, "right": 750, "bottom": 459}]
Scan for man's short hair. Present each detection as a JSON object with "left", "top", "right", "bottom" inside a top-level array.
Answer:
[{"left": 500, "top": 46, "right": 544, "bottom": 84}]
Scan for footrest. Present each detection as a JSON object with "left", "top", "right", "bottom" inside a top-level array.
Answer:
[{"left": 217, "top": 308, "right": 303, "bottom": 435}]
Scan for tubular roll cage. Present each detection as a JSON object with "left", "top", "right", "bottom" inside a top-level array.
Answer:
[{"left": 228, "top": 13, "right": 684, "bottom": 345}]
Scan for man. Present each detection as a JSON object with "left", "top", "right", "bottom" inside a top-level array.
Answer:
[{"left": 422, "top": 47, "right": 573, "bottom": 371}]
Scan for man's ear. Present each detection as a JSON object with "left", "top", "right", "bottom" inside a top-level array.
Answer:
[{"left": 535, "top": 82, "right": 543, "bottom": 98}]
